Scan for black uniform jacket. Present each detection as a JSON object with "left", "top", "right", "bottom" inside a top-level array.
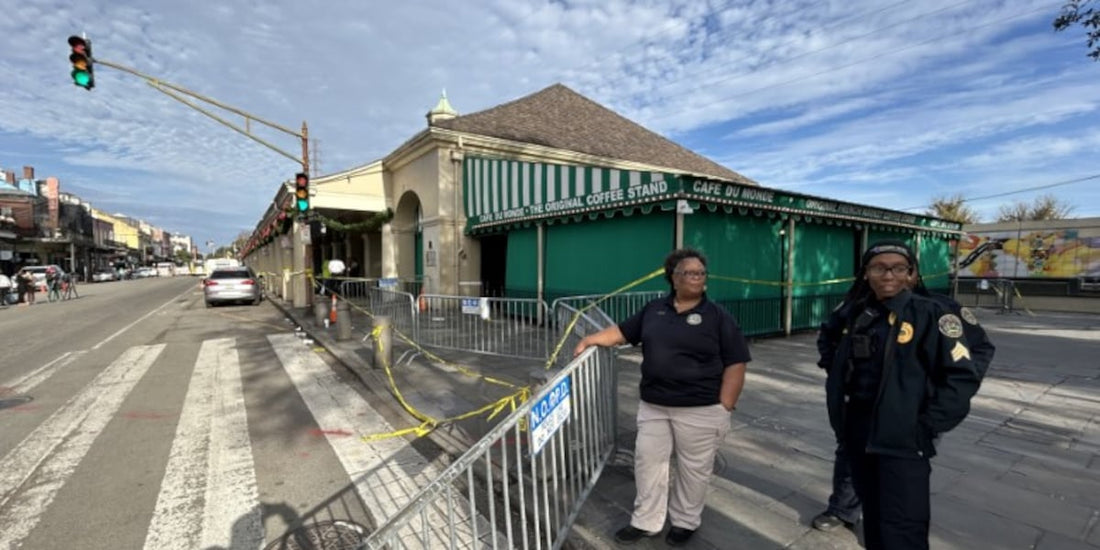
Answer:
[{"left": 822, "top": 290, "right": 983, "bottom": 459}]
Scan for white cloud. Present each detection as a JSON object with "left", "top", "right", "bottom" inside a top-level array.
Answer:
[{"left": 0, "top": 0, "right": 1096, "bottom": 242}]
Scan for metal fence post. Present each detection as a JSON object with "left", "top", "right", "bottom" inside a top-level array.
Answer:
[{"left": 372, "top": 315, "right": 392, "bottom": 370}]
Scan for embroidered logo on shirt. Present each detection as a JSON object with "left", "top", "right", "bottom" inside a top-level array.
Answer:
[
  {"left": 686, "top": 313, "right": 702, "bottom": 325},
  {"left": 897, "top": 322, "right": 914, "bottom": 344},
  {"left": 938, "top": 314, "right": 963, "bottom": 339},
  {"left": 950, "top": 341, "right": 971, "bottom": 362}
]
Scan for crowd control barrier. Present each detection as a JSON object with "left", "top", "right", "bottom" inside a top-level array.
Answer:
[
  {"left": 356, "top": 344, "right": 617, "bottom": 550},
  {"left": 416, "top": 295, "right": 551, "bottom": 359}
]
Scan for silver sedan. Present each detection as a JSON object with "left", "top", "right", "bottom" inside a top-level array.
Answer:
[{"left": 203, "top": 267, "right": 262, "bottom": 307}]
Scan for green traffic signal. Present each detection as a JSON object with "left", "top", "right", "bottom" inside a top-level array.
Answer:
[
  {"left": 68, "top": 35, "right": 94, "bottom": 90},
  {"left": 294, "top": 172, "right": 310, "bottom": 214},
  {"left": 72, "top": 69, "right": 92, "bottom": 87}
]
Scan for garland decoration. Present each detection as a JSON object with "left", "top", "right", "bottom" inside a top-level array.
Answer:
[{"left": 314, "top": 208, "right": 394, "bottom": 233}]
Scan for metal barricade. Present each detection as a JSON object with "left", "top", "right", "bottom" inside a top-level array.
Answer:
[
  {"left": 338, "top": 278, "right": 379, "bottom": 308},
  {"left": 357, "top": 345, "right": 617, "bottom": 550},
  {"left": 417, "top": 295, "right": 550, "bottom": 359},
  {"left": 367, "top": 287, "right": 418, "bottom": 340},
  {"left": 549, "top": 291, "right": 664, "bottom": 325}
]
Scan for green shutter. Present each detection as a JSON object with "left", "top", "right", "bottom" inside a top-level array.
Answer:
[
  {"left": 505, "top": 228, "right": 539, "bottom": 296},
  {"left": 544, "top": 214, "right": 672, "bottom": 302},
  {"left": 792, "top": 224, "right": 856, "bottom": 297},
  {"left": 919, "top": 236, "right": 952, "bottom": 292},
  {"left": 683, "top": 213, "right": 783, "bottom": 335},
  {"left": 790, "top": 223, "right": 857, "bottom": 331}
]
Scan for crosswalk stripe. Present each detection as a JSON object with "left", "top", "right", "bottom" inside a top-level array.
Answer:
[
  {"left": 143, "top": 338, "right": 262, "bottom": 550},
  {"left": 268, "top": 334, "right": 434, "bottom": 522},
  {"left": 0, "top": 344, "right": 165, "bottom": 548}
]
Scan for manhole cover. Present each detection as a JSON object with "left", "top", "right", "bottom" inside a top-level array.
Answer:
[
  {"left": 265, "top": 520, "right": 369, "bottom": 550},
  {"left": 0, "top": 396, "right": 33, "bottom": 410}
]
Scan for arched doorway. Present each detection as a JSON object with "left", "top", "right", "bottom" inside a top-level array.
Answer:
[{"left": 393, "top": 191, "right": 423, "bottom": 288}]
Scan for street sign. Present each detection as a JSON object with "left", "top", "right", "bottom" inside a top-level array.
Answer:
[
  {"left": 461, "top": 298, "right": 480, "bottom": 314},
  {"left": 528, "top": 376, "right": 572, "bottom": 455}
]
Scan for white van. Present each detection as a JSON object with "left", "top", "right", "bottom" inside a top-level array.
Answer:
[{"left": 155, "top": 262, "right": 176, "bottom": 277}]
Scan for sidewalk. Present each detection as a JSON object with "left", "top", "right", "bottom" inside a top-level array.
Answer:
[{"left": 274, "top": 297, "right": 1100, "bottom": 549}]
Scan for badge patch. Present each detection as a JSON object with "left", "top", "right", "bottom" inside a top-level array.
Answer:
[
  {"left": 888, "top": 312, "right": 897, "bottom": 326},
  {"left": 686, "top": 313, "right": 702, "bottom": 326},
  {"left": 950, "top": 341, "right": 971, "bottom": 362},
  {"left": 897, "top": 322, "right": 914, "bottom": 344},
  {"left": 960, "top": 307, "right": 979, "bottom": 326},
  {"left": 938, "top": 314, "right": 963, "bottom": 339}
]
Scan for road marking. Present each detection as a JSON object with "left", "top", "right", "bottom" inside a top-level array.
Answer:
[
  {"left": 0, "top": 344, "right": 165, "bottom": 547},
  {"left": 268, "top": 334, "right": 498, "bottom": 547},
  {"left": 0, "top": 351, "right": 84, "bottom": 396},
  {"left": 268, "top": 334, "right": 429, "bottom": 521},
  {"left": 143, "top": 338, "right": 262, "bottom": 550},
  {"left": 92, "top": 285, "right": 196, "bottom": 351}
]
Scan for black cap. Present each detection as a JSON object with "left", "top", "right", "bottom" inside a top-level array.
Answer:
[{"left": 861, "top": 240, "right": 915, "bottom": 267}]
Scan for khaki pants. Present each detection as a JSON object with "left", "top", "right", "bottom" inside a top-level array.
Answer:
[{"left": 630, "top": 400, "right": 731, "bottom": 532}]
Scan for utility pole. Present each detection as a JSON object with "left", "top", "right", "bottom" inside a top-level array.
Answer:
[{"left": 67, "top": 36, "right": 313, "bottom": 306}]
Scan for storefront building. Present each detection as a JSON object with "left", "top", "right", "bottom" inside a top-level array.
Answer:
[{"left": 243, "top": 84, "right": 960, "bottom": 333}]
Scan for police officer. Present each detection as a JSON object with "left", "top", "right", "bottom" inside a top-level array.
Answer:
[
  {"left": 823, "top": 241, "right": 984, "bottom": 550},
  {"left": 813, "top": 243, "right": 995, "bottom": 533}
]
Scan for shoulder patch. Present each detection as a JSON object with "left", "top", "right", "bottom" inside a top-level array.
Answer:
[
  {"left": 938, "top": 313, "right": 964, "bottom": 339},
  {"left": 959, "top": 307, "right": 979, "bottom": 326}
]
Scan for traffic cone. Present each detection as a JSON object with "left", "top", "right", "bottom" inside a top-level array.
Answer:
[
  {"left": 418, "top": 287, "right": 427, "bottom": 313},
  {"left": 329, "top": 293, "right": 338, "bottom": 324}
]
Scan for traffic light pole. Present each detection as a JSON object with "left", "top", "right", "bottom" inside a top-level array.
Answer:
[{"left": 90, "top": 57, "right": 314, "bottom": 307}]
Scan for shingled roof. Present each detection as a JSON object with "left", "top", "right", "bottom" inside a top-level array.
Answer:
[{"left": 432, "top": 84, "right": 754, "bottom": 185}]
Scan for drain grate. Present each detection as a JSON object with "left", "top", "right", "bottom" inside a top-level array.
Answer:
[
  {"left": 0, "top": 396, "right": 33, "bottom": 410},
  {"left": 265, "top": 520, "right": 369, "bottom": 550}
]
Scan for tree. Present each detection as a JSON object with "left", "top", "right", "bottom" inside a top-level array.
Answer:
[
  {"left": 174, "top": 248, "right": 193, "bottom": 265},
  {"left": 995, "top": 194, "right": 1076, "bottom": 222},
  {"left": 926, "top": 194, "right": 980, "bottom": 224},
  {"left": 1054, "top": 0, "right": 1100, "bottom": 61}
]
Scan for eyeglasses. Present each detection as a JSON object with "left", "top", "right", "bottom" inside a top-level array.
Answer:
[
  {"left": 675, "top": 270, "right": 708, "bottom": 278},
  {"left": 866, "top": 265, "right": 912, "bottom": 277}
]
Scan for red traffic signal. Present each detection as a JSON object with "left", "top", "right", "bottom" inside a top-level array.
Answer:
[{"left": 68, "top": 35, "right": 95, "bottom": 90}]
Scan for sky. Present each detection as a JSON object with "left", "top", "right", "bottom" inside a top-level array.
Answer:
[{"left": 1, "top": 0, "right": 1097, "bottom": 248}]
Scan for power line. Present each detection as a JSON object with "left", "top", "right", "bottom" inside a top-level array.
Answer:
[{"left": 901, "top": 173, "right": 1100, "bottom": 211}]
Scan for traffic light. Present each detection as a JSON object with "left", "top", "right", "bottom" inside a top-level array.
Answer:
[
  {"left": 68, "top": 35, "right": 94, "bottom": 90},
  {"left": 294, "top": 172, "right": 310, "bottom": 216}
]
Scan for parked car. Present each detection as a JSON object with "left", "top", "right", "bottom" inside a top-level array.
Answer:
[
  {"left": 0, "top": 273, "right": 13, "bottom": 305},
  {"left": 92, "top": 270, "right": 117, "bottom": 282},
  {"left": 132, "top": 267, "right": 157, "bottom": 278},
  {"left": 203, "top": 267, "right": 262, "bottom": 307}
]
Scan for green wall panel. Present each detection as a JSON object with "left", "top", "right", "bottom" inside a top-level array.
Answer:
[
  {"left": 919, "top": 236, "right": 952, "bottom": 291},
  {"left": 683, "top": 213, "right": 783, "bottom": 300},
  {"left": 543, "top": 214, "right": 673, "bottom": 301},
  {"left": 504, "top": 227, "right": 539, "bottom": 295},
  {"left": 792, "top": 223, "right": 857, "bottom": 297}
]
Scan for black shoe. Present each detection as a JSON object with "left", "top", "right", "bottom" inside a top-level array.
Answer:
[
  {"left": 614, "top": 525, "right": 657, "bottom": 545},
  {"left": 812, "top": 512, "right": 854, "bottom": 532},
  {"left": 665, "top": 526, "right": 695, "bottom": 546}
]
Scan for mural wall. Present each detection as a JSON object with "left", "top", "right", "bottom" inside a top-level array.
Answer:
[{"left": 957, "top": 227, "right": 1100, "bottom": 279}]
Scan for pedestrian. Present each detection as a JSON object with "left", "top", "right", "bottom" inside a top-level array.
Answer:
[
  {"left": 46, "top": 266, "right": 62, "bottom": 302},
  {"left": 821, "top": 240, "right": 984, "bottom": 550},
  {"left": 17, "top": 268, "right": 36, "bottom": 305},
  {"left": 813, "top": 244, "right": 995, "bottom": 533},
  {"left": 573, "top": 248, "right": 750, "bottom": 546}
]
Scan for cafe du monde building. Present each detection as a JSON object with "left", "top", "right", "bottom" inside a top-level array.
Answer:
[{"left": 248, "top": 84, "right": 960, "bottom": 336}]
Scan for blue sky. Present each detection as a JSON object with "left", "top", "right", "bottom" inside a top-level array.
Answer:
[{"left": 1, "top": 0, "right": 1097, "bottom": 248}]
